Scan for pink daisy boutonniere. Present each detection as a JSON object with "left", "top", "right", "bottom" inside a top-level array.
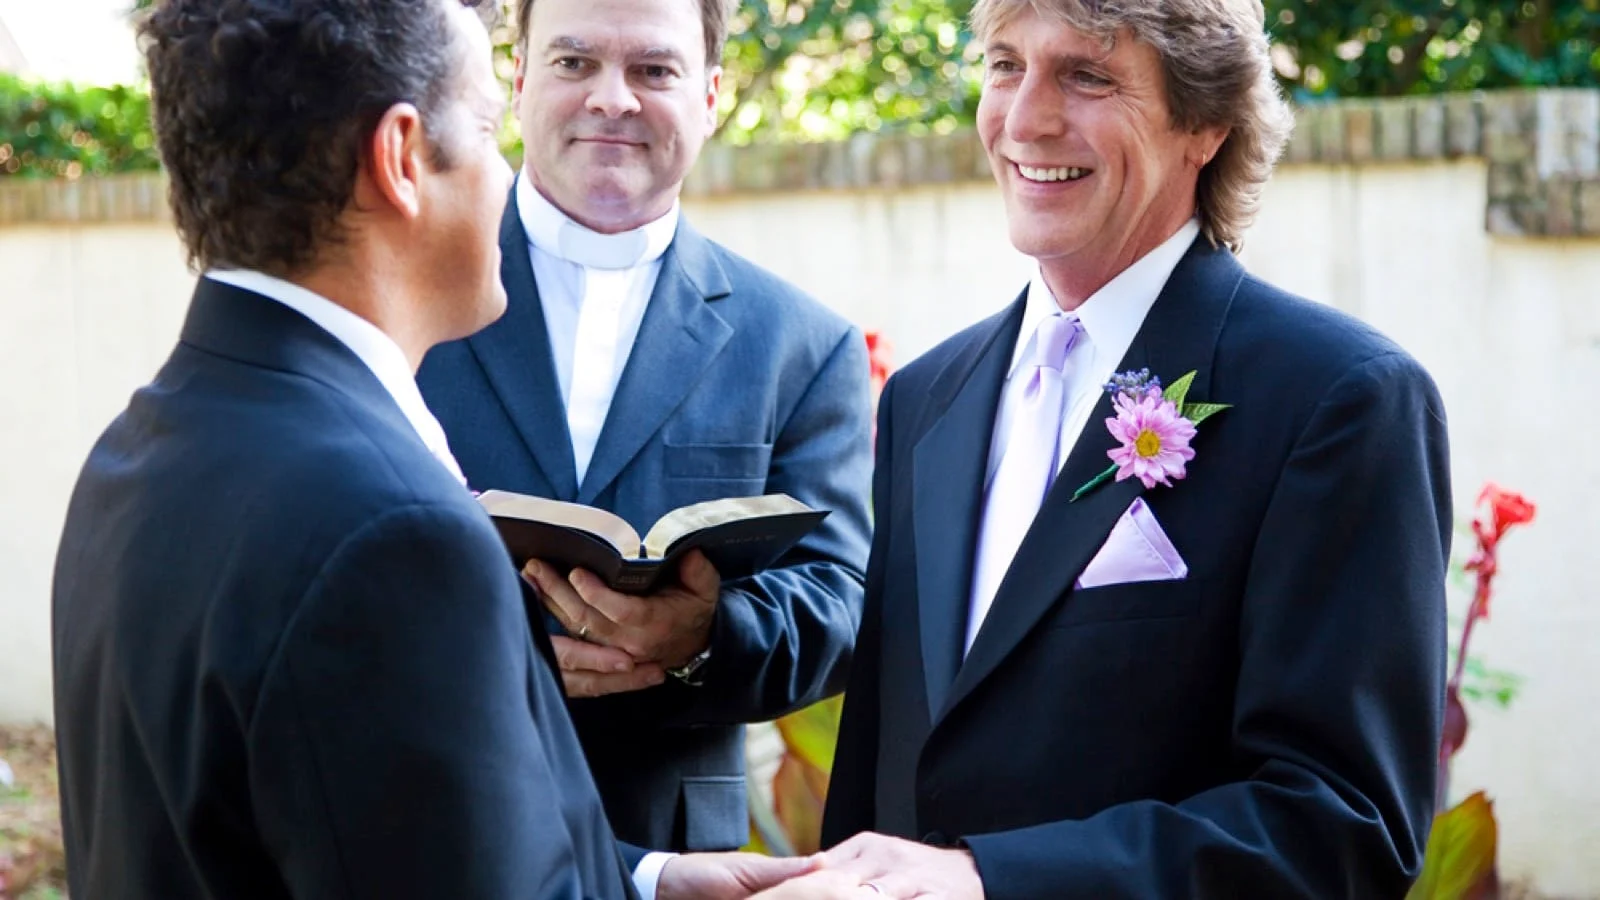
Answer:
[{"left": 1071, "top": 369, "right": 1231, "bottom": 502}]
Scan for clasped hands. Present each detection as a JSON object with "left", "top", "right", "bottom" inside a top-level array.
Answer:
[
  {"left": 653, "top": 834, "right": 984, "bottom": 899},
  {"left": 522, "top": 549, "right": 720, "bottom": 698}
]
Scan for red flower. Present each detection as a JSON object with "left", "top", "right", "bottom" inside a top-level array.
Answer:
[
  {"left": 1463, "top": 483, "right": 1536, "bottom": 621},
  {"left": 1477, "top": 482, "right": 1536, "bottom": 542},
  {"left": 865, "top": 331, "right": 893, "bottom": 399},
  {"left": 1440, "top": 482, "right": 1536, "bottom": 812}
]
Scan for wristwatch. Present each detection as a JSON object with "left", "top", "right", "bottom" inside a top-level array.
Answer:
[{"left": 666, "top": 646, "right": 712, "bottom": 686}]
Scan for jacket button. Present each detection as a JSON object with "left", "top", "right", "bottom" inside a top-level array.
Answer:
[{"left": 922, "top": 830, "right": 949, "bottom": 846}]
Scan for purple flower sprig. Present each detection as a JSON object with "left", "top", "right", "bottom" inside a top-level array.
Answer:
[{"left": 1103, "top": 368, "right": 1162, "bottom": 400}]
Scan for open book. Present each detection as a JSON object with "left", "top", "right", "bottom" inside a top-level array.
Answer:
[{"left": 476, "top": 490, "right": 829, "bottom": 594}]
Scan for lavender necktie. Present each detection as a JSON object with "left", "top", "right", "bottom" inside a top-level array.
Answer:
[{"left": 965, "top": 313, "right": 1082, "bottom": 653}]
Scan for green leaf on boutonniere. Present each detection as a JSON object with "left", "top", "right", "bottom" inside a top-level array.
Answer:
[
  {"left": 1182, "top": 402, "right": 1232, "bottom": 426},
  {"left": 1162, "top": 371, "right": 1197, "bottom": 410}
]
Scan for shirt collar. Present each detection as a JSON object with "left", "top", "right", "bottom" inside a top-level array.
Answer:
[
  {"left": 202, "top": 268, "right": 466, "bottom": 485},
  {"left": 516, "top": 170, "right": 678, "bottom": 270},
  {"left": 1010, "top": 218, "right": 1202, "bottom": 377}
]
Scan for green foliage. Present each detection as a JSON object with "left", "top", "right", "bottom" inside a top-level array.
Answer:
[
  {"left": 1448, "top": 649, "right": 1524, "bottom": 709},
  {"left": 1268, "top": 0, "right": 1600, "bottom": 99},
  {"left": 23, "top": 0, "right": 1600, "bottom": 175},
  {"left": 717, "top": 0, "right": 981, "bottom": 143},
  {"left": 1458, "top": 657, "right": 1522, "bottom": 709},
  {"left": 718, "top": 0, "right": 1600, "bottom": 138},
  {"left": 0, "top": 73, "right": 159, "bottom": 179}
]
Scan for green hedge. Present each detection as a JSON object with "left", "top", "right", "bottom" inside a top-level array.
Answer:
[
  {"left": 6, "top": 0, "right": 1600, "bottom": 179},
  {"left": 0, "top": 73, "right": 160, "bottom": 179}
]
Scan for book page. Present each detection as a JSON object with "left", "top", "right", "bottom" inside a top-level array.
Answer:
[
  {"left": 641, "top": 493, "right": 812, "bottom": 559},
  {"left": 477, "top": 490, "right": 641, "bottom": 556}
]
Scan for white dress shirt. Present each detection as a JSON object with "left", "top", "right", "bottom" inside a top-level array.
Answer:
[
  {"left": 516, "top": 174, "right": 678, "bottom": 484},
  {"left": 208, "top": 266, "right": 673, "bottom": 899},
  {"left": 968, "top": 219, "right": 1200, "bottom": 641},
  {"left": 203, "top": 269, "right": 466, "bottom": 486}
]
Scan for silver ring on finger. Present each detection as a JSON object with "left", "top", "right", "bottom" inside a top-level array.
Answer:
[{"left": 576, "top": 622, "right": 590, "bottom": 640}]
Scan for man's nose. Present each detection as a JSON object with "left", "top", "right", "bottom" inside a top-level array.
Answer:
[
  {"left": 1006, "top": 71, "right": 1068, "bottom": 144},
  {"left": 586, "top": 67, "right": 642, "bottom": 118}
]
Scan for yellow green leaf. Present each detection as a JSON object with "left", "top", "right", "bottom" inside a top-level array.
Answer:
[
  {"left": 773, "top": 695, "right": 844, "bottom": 774},
  {"left": 1162, "top": 371, "right": 1197, "bottom": 410},
  {"left": 1406, "top": 792, "right": 1498, "bottom": 900},
  {"left": 1182, "top": 402, "right": 1232, "bottom": 426}
]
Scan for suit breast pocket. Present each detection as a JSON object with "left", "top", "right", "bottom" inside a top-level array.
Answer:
[
  {"left": 1042, "top": 578, "right": 1208, "bottom": 630},
  {"left": 663, "top": 442, "right": 773, "bottom": 481}
]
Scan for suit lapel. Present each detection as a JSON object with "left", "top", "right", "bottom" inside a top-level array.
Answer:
[
  {"left": 912, "top": 298, "right": 1026, "bottom": 718},
  {"left": 577, "top": 220, "right": 733, "bottom": 505},
  {"left": 941, "top": 241, "right": 1246, "bottom": 721},
  {"left": 467, "top": 196, "right": 580, "bottom": 499}
]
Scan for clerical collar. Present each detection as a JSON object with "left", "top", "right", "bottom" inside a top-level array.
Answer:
[{"left": 515, "top": 172, "right": 678, "bottom": 270}]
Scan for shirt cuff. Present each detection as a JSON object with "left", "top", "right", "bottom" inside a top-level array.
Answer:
[{"left": 632, "top": 851, "right": 676, "bottom": 900}]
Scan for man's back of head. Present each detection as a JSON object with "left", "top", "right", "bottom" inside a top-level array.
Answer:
[{"left": 139, "top": 0, "right": 513, "bottom": 362}]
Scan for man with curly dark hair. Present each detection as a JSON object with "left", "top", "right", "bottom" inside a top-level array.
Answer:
[{"left": 48, "top": 1, "right": 838, "bottom": 897}]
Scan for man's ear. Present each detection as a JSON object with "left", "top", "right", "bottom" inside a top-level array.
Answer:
[
  {"left": 359, "top": 102, "right": 427, "bottom": 220},
  {"left": 1193, "top": 125, "right": 1230, "bottom": 169},
  {"left": 513, "top": 46, "right": 528, "bottom": 104},
  {"left": 703, "top": 65, "right": 722, "bottom": 134}
]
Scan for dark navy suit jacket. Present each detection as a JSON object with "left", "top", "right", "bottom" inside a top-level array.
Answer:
[
  {"left": 52, "top": 279, "right": 637, "bottom": 899},
  {"left": 418, "top": 198, "right": 872, "bottom": 851},
  {"left": 822, "top": 241, "right": 1452, "bottom": 898}
]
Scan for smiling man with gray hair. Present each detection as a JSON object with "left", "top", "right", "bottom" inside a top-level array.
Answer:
[{"left": 819, "top": 0, "right": 1452, "bottom": 897}]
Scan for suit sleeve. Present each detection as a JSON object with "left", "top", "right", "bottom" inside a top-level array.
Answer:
[
  {"left": 962, "top": 352, "right": 1452, "bottom": 899},
  {"left": 819, "top": 370, "right": 896, "bottom": 846},
  {"left": 679, "top": 325, "right": 874, "bottom": 723},
  {"left": 247, "top": 503, "right": 610, "bottom": 900}
]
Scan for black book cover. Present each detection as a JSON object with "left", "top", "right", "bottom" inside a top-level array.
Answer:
[{"left": 480, "top": 492, "right": 829, "bottom": 594}]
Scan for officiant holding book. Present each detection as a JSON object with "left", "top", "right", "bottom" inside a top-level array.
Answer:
[{"left": 416, "top": 0, "right": 873, "bottom": 865}]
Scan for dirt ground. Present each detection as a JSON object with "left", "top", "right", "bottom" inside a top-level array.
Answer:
[{"left": 0, "top": 725, "right": 65, "bottom": 899}]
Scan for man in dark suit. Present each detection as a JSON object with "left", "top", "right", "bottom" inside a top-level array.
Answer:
[
  {"left": 50, "top": 1, "right": 828, "bottom": 897},
  {"left": 417, "top": 0, "right": 872, "bottom": 857},
  {"left": 819, "top": 0, "right": 1451, "bottom": 897}
]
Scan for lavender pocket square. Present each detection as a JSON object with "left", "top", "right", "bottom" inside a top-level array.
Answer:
[{"left": 1076, "top": 498, "right": 1188, "bottom": 589}]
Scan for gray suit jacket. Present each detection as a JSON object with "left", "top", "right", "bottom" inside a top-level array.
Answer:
[{"left": 417, "top": 194, "right": 872, "bottom": 851}]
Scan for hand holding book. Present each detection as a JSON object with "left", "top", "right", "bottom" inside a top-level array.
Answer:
[
  {"left": 477, "top": 490, "right": 829, "bottom": 595},
  {"left": 524, "top": 548, "right": 718, "bottom": 689},
  {"left": 483, "top": 490, "right": 831, "bottom": 699}
]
